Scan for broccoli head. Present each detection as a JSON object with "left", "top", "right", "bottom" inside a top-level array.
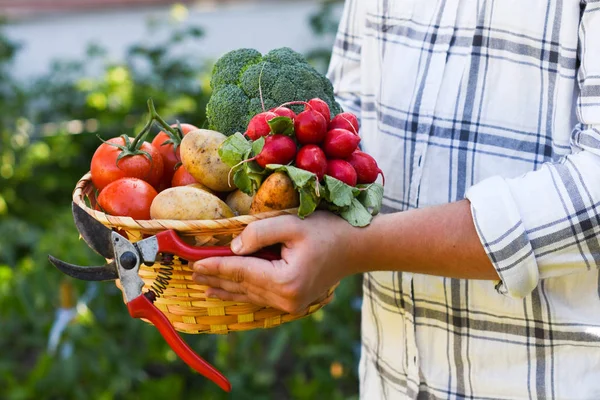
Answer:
[{"left": 207, "top": 47, "right": 343, "bottom": 136}]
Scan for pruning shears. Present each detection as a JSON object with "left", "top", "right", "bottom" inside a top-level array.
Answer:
[{"left": 48, "top": 203, "right": 280, "bottom": 392}]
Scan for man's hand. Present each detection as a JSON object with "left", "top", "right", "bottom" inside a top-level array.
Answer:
[{"left": 192, "top": 212, "right": 361, "bottom": 314}]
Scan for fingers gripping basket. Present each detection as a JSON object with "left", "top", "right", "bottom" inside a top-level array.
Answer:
[{"left": 74, "top": 173, "right": 335, "bottom": 334}]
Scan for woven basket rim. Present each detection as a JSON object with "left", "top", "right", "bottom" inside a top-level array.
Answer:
[{"left": 73, "top": 172, "right": 298, "bottom": 232}]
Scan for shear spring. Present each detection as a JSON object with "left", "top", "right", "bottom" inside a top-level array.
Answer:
[{"left": 150, "top": 253, "right": 175, "bottom": 298}]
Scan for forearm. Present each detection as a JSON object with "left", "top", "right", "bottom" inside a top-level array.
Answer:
[{"left": 352, "top": 200, "right": 498, "bottom": 280}]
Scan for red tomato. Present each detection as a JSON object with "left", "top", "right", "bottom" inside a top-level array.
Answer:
[
  {"left": 152, "top": 123, "right": 197, "bottom": 185},
  {"left": 91, "top": 136, "right": 164, "bottom": 191},
  {"left": 171, "top": 165, "right": 198, "bottom": 187},
  {"left": 97, "top": 178, "right": 157, "bottom": 220}
]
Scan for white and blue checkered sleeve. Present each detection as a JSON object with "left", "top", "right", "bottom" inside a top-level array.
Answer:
[
  {"left": 466, "top": 1, "right": 600, "bottom": 299},
  {"left": 326, "top": 0, "right": 364, "bottom": 118}
]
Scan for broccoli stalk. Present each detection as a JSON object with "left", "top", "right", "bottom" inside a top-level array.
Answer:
[{"left": 206, "top": 47, "right": 342, "bottom": 136}]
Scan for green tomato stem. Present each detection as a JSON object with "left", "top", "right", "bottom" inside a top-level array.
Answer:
[
  {"left": 130, "top": 111, "right": 155, "bottom": 150},
  {"left": 147, "top": 98, "right": 181, "bottom": 140}
]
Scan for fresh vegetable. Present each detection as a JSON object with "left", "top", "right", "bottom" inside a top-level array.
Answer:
[
  {"left": 294, "top": 109, "right": 327, "bottom": 144},
  {"left": 306, "top": 98, "right": 331, "bottom": 123},
  {"left": 206, "top": 47, "right": 342, "bottom": 136},
  {"left": 171, "top": 165, "right": 198, "bottom": 187},
  {"left": 346, "top": 150, "right": 385, "bottom": 185},
  {"left": 90, "top": 135, "right": 164, "bottom": 191},
  {"left": 152, "top": 122, "right": 197, "bottom": 184},
  {"left": 150, "top": 186, "right": 234, "bottom": 220},
  {"left": 180, "top": 129, "right": 235, "bottom": 192},
  {"left": 323, "top": 128, "right": 361, "bottom": 159},
  {"left": 218, "top": 109, "right": 384, "bottom": 227},
  {"left": 187, "top": 183, "right": 214, "bottom": 193},
  {"left": 225, "top": 190, "right": 254, "bottom": 215},
  {"left": 97, "top": 177, "right": 158, "bottom": 220},
  {"left": 255, "top": 134, "right": 297, "bottom": 168},
  {"left": 326, "top": 159, "right": 358, "bottom": 186},
  {"left": 328, "top": 112, "right": 359, "bottom": 135},
  {"left": 245, "top": 111, "right": 278, "bottom": 140},
  {"left": 249, "top": 172, "right": 300, "bottom": 214},
  {"left": 295, "top": 145, "right": 327, "bottom": 180},
  {"left": 269, "top": 106, "right": 296, "bottom": 119}
]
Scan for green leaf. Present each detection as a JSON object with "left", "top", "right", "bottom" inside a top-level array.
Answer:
[
  {"left": 218, "top": 132, "right": 251, "bottom": 167},
  {"left": 298, "top": 188, "right": 320, "bottom": 218},
  {"left": 267, "top": 116, "right": 294, "bottom": 136},
  {"left": 357, "top": 183, "right": 384, "bottom": 216},
  {"left": 233, "top": 169, "right": 252, "bottom": 194},
  {"left": 267, "top": 164, "right": 316, "bottom": 187},
  {"left": 322, "top": 175, "right": 358, "bottom": 208},
  {"left": 340, "top": 198, "right": 373, "bottom": 227},
  {"left": 233, "top": 159, "right": 266, "bottom": 195},
  {"left": 266, "top": 164, "right": 320, "bottom": 218},
  {"left": 251, "top": 136, "right": 265, "bottom": 156}
]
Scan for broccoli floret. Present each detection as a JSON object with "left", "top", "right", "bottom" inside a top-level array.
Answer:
[
  {"left": 239, "top": 62, "right": 278, "bottom": 99},
  {"left": 207, "top": 47, "right": 343, "bottom": 136},
  {"left": 263, "top": 47, "right": 307, "bottom": 65},
  {"left": 206, "top": 84, "right": 250, "bottom": 135},
  {"left": 210, "top": 48, "right": 262, "bottom": 90}
]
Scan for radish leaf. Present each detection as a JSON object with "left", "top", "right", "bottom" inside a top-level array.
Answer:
[{"left": 267, "top": 116, "right": 294, "bottom": 136}]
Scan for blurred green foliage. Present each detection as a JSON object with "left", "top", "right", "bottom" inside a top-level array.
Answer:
[{"left": 0, "top": 4, "right": 361, "bottom": 400}]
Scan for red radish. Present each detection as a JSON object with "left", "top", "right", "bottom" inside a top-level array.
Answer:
[
  {"left": 269, "top": 106, "right": 296, "bottom": 119},
  {"left": 255, "top": 134, "right": 297, "bottom": 168},
  {"left": 323, "top": 128, "right": 361, "bottom": 159},
  {"left": 295, "top": 145, "right": 328, "bottom": 180},
  {"left": 306, "top": 98, "right": 331, "bottom": 122},
  {"left": 246, "top": 111, "right": 277, "bottom": 140},
  {"left": 294, "top": 110, "right": 327, "bottom": 144},
  {"left": 326, "top": 159, "right": 357, "bottom": 186},
  {"left": 328, "top": 112, "right": 359, "bottom": 135},
  {"left": 346, "top": 150, "right": 385, "bottom": 185}
]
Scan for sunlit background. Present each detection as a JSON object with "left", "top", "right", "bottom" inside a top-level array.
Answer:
[{"left": 0, "top": 1, "right": 364, "bottom": 399}]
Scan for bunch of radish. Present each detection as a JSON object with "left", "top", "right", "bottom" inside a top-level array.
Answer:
[{"left": 245, "top": 98, "right": 384, "bottom": 187}]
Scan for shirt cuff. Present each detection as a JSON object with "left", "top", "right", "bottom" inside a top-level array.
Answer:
[{"left": 465, "top": 176, "right": 540, "bottom": 298}]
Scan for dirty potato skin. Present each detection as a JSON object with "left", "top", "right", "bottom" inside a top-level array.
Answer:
[
  {"left": 180, "top": 129, "right": 234, "bottom": 192},
  {"left": 226, "top": 190, "right": 254, "bottom": 216},
  {"left": 150, "top": 186, "right": 235, "bottom": 220},
  {"left": 250, "top": 172, "right": 300, "bottom": 214}
]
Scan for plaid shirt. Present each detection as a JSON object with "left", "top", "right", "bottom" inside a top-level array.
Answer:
[{"left": 327, "top": 0, "right": 600, "bottom": 398}]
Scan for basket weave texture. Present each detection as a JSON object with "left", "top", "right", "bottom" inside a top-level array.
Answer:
[{"left": 73, "top": 173, "right": 335, "bottom": 334}]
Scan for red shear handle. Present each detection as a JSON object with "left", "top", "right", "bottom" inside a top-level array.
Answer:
[
  {"left": 127, "top": 294, "right": 232, "bottom": 392},
  {"left": 155, "top": 230, "right": 280, "bottom": 261}
]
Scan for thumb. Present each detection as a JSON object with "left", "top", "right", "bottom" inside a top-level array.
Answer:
[{"left": 231, "top": 215, "right": 302, "bottom": 255}]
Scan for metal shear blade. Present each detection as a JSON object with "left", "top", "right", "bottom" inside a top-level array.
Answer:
[
  {"left": 47, "top": 255, "right": 118, "bottom": 281},
  {"left": 72, "top": 202, "right": 114, "bottom": 259}
]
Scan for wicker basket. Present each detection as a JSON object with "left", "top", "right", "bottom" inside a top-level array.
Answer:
[{"left": 73, "top": 172, "right": 336, "bottom": 334}]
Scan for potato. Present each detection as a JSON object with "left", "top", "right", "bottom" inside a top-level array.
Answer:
[
  {"left": 226, "top": 190, "right": 254, "bottom": 216},
  {"left": 180, "top": 129, "right": 234, "bottom": 192},
  {"left": 187, "top": 182, "right": 213, "bottom": 194},
  {"left": 250, "top": 172, "right": 299, "bottom": 214},
  {"left": 150, "top": 186, "right": 235, "bottom": 220}
]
